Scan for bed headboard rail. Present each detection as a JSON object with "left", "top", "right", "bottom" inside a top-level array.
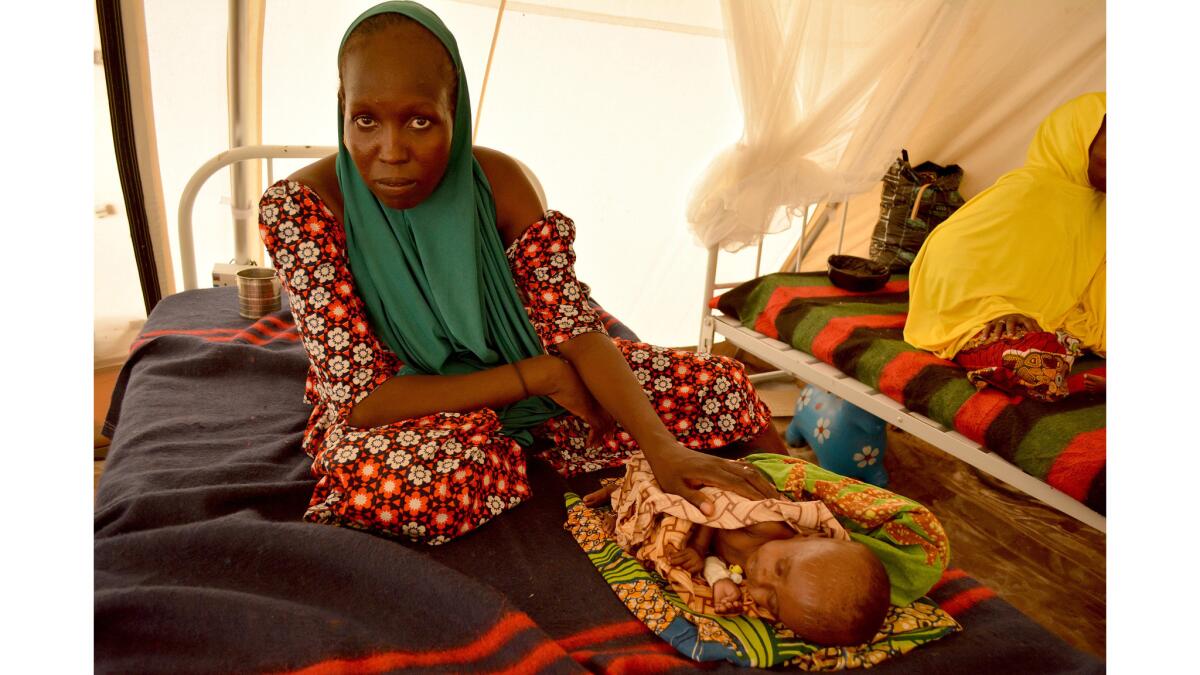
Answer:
[{"left": 178, "top": 144, "right": 335, "bottom": 290}]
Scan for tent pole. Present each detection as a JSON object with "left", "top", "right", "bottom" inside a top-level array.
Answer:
[
  {"left": 781, "top": 201, "right": 829, "bottom": 273},
  {"left": 227, "top": 0, "right": 265, "bottom": 267},
  {"left": 699, "top": 244, "right": 718, "bottom": 355},
  {"left": 836, "top": 197, "right": 849, "bottom": 254},
  {"left": 474, "top": 0, "right": 508, "bottom": 140},
  {"left": 795, "top": 207, "right": 807, "bottom": 272},
  {"left": 97, "top": 0, "right": 176, "bottom": 307}
]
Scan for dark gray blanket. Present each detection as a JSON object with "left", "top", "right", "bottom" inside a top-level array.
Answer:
[{"left": 95, "top": 288, "right": 1102, "bottom": 673}]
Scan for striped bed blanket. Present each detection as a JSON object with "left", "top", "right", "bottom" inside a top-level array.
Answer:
[
  {"left": 713, "top": 273, "right": 1105, "bottom": 515},
  {"left": 95, "top": 287, "right": 1102, "bottom": 673}
]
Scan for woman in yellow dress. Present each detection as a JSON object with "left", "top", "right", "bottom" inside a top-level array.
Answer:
[{"left": 904, "top": 93, "right": 1106, "bottom": 401}]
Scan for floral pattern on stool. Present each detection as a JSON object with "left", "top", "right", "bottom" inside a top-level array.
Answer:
[{"left": 785, "top": 384, "right": 888, "bottom": 487}]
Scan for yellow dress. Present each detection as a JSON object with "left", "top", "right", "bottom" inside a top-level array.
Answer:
[{"left": 904, "top": 93, "right": 1106, "bottom": 359}]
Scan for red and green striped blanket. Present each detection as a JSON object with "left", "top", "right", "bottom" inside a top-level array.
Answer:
[{"left": 713, "top": 273, "right": 1105, "bottom": 515}]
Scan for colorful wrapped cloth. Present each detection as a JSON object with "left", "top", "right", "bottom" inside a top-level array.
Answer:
[
  {"left": 565, "top": 454, "right": 960, "bottom": 669},
  {"left": 904, "top": 93, "right": 1106, "bottom": 359},
  {"left": 955, "top": 329, "right": 1083, "bottom": 402},
  {"left": 610, "top": 453, "right": 849, "bottom": 620},
  {"left": 745, "top": 453, "right": 951, "bottom": 607}
]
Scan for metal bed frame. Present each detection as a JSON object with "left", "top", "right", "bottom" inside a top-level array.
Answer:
[
  {"left": 177, "top": 144, "right": 336, "bottom": 291},
  {"left": 695, "top": 230, "right": 1106, "bottom": 534}
]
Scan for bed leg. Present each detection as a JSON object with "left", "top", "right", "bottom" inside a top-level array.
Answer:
[
  {"left": 699, "top": 245, "right": 719, "bottom": 355},
  {"left": 699, "top": 315, "right": 715, "bottom": 355}
]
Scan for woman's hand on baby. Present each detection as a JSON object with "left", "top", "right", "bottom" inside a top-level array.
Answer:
[
  {"left": 712, "top": 579, "right": 743, "bottom": 614},
  {"left": 665, "top": 544, "right": 705, "bottom": 573},
  {"left": 524, "top": 355, "right": 616, "bottom": 448},
  {"left": 645, "top": 443, "right": 778, "bottom": 517},
  {"left": 982, "top": 313, "right": 1041, "bottom": 340}
]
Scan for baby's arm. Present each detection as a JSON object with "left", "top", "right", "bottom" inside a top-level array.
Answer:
[
  {"left": 667, "top": 525, "right": 715, "bottom": 573},
  {"left": 703, "top": 557, "right": 744, "bottom": 614}
]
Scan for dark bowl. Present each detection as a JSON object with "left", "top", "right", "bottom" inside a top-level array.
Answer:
[{"left": 827, "top": 254, "right": 891, "bottom": 292}]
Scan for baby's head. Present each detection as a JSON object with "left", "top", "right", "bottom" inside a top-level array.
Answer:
[{"left": 745, "top": 536, "right": 890, "bottom": 645}]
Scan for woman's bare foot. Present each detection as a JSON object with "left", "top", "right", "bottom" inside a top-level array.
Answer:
[{"left": 1083, "top": 373, "right": 1106, "bottom": 393}]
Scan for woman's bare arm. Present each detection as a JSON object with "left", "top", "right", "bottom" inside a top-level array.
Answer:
[
  {"left": 477, "top": 149, "right": 775, "bottom": 511},
  {"left": 347, "top": 354, "right": 606, "bottom": 430},
  {"left": 557, "top": 333, "right": 777, "bottom": 514},
  {"left": 347, "top": 357, "right": 531, "bottom": 428}
]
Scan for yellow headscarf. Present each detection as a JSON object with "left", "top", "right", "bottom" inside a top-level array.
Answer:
[{"left": 904, "top": 92, "right": 1106, "bottom": 359}]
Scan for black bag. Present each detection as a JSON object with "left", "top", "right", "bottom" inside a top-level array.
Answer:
[{"left": 869, "top": 150, "right": 965, "bottom": 272}]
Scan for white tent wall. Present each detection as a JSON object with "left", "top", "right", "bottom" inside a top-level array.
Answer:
[
  {"left": 797, "top": 0, "right": 1105, "bottom": 271},
  {"left": 143, "top": 0, "right": 233, "bottom": 295},
  {"left": 474, "top": 5, "right": 787, "bottom": 347}
]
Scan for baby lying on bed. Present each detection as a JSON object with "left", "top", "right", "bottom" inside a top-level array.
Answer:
[{"left": 584, "top": 453, "right": 891, "bottom": 646}]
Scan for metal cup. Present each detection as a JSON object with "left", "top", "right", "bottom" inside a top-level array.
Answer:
[{"left": 236, "top": 267, "right": 281, "bottom": 319}]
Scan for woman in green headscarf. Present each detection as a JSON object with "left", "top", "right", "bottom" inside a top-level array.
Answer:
[{"left": 259, "top": 1, "right": 786, "bottom": 544}]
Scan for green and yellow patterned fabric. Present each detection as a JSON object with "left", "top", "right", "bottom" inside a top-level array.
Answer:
[{"left": 564, "top": 454, "right": 960, "bottom": 669}]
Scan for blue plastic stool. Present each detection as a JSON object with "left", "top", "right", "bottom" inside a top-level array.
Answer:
[{"left": 784, "top": 384, "right": 888, "bottom": 487}]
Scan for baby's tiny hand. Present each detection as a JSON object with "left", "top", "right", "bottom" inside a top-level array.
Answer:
[
  {"left": 666, "top": 544, "right": 704, "bottom": 574},
  {"left": 713, "top": 579, "right": 743, "bottom": 614},
  {"left": 582, "top": 481, "right": 618, "bottom": 507}
]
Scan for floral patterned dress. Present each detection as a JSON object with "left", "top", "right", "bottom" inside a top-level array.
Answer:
[{"left": 259, "top": 180, "right": 773, "bottom": 544}]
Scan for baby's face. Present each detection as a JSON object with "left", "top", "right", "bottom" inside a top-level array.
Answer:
[
  {"left": 744, "top": 537, "right": 863, "bottom": 634},
  {"left": 744, "top": 536, "right": 817, "bottom": 624}
]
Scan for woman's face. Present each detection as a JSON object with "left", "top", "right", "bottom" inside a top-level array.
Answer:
[{"left": 341, "top": 22, "right": 456, "bottom": 210}]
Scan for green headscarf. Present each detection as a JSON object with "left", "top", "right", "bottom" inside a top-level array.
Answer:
[{"left": 336, "top": 1, "right": 563, "bottom": 446}]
